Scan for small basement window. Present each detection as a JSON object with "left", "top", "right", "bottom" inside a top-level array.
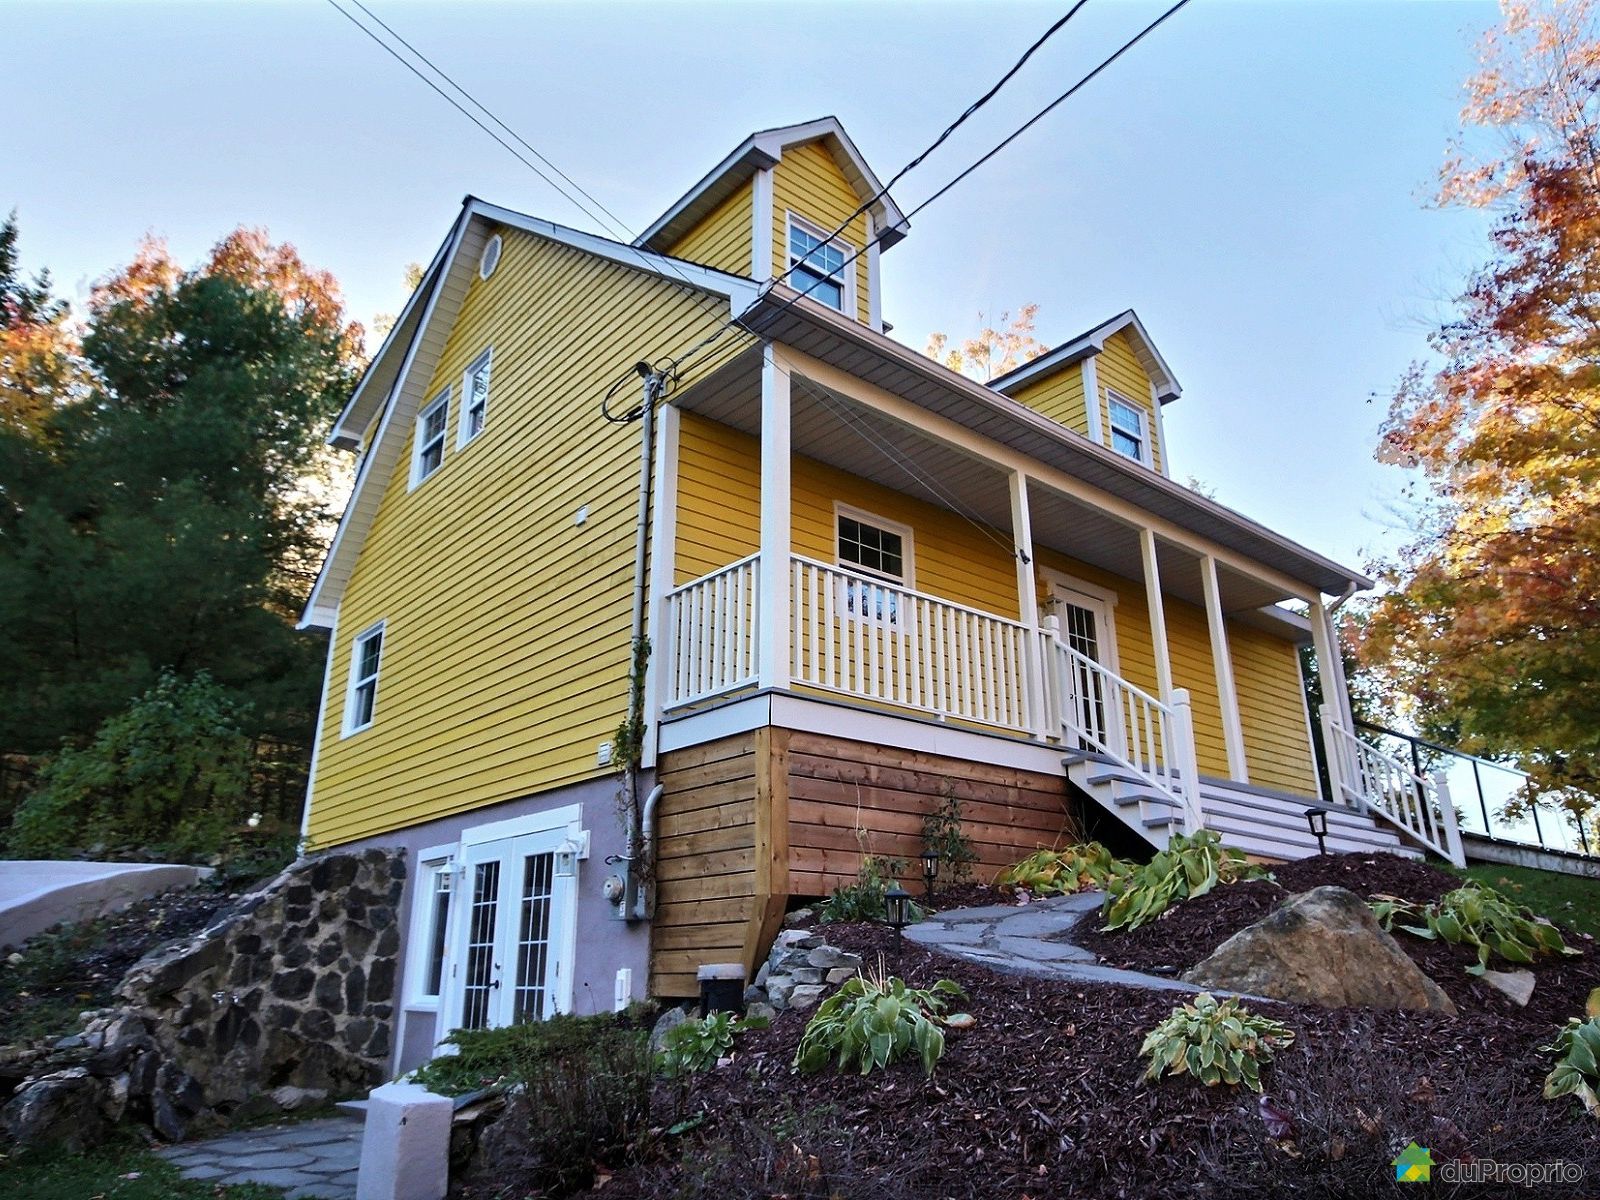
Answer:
[
  {"left": 788, "top": 217, "right": 851, "bottom": 313},
  {"left": 460, "top": 349, "right": 492, "bottom": 446},
  {"left": 344, "top": 622, "right": 385, "bottom": 735},
  {"left": 1107, "top": 392, "right": 1150, "bottom": 465},
  {"left": 412, "top": 390, "right": 449, "bottom": 486}
]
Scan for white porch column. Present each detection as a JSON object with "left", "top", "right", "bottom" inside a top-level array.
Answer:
[
  {"left": 1200, "top": 555, "right": 1249, "bottom": 782},
  {"left": 1309, "top": 599, "right": 1355, "bottom": 733},
  {"left": 1140, "top": 528, "right": 1174, "bottom": 700},
  {"left": 641, "top": 399, "right": 681, "bottom": 769},
  {"left": 1008, "top": 469, "right": 1049, "bottom": 739},
  {"left": 757, "top": 345, "right": 792, "bottom": 690}
]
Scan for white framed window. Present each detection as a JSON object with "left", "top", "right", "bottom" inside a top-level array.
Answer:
[
  {"left": 787, "top": 214, "right": 854, "bottom": 314},
  {"left": 459, "top": 349, "right": 492, "bottom": 447},
  {"left": 405, "top": 849, "right": 455, "bottom": 1007},
  {"left": 411, "top": 389, "right": 449, "bottom": 487},
  {"left": 1106, "top": 391, "right": 1150, "bottom": 465},
  {"left": 834, "top": 504, "right": 913, "bottom": 625},
  {"left": 479, "top": 233, "right": 502, "bottom": 280},
  {"left": 343, "top": 621, "right": 385, "bottom": 735}
]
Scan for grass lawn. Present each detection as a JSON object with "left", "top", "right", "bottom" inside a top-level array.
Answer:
[
  {"left": 0, "top": 1143, "right": 289, "bottom": 1200},
  {"left": 1451, "top": 860, "right": 1600, "bottom": 936}
]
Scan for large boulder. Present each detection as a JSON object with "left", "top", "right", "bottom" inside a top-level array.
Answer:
[{"left": 1181, "top": 886, "right": 1457, "bottom": 1014}]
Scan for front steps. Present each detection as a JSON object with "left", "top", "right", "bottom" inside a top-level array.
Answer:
[{"left": 1065, "top": 749, "right": 1417, "bottom": 861}]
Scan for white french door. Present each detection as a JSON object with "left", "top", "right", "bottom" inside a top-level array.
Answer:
[
  {"left": 445, "top": 828, "right": 575, "bottom": 1032},
  {"left": 1050, "top": 582, "right": 1119, "bottom": 752}
]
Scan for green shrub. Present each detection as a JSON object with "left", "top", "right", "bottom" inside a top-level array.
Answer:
[
  {"left": 921, "top": 786, "right": 978, "bottom": 883},
  {"left": 1102, "top": 829, "right": 1272, "bottom": 931},
  {"left": 1139, "top": 992, "right": 1295, "bottom": 1092},
  {"left": 794, "top": 966, "right": 968, "bottom": 1076},
  {"left": 995, "top": 843, "right": 1133, "bottom": 895},
  {"left": 658, "top": 1010, "right": 768, "bottom": 1077},
  {"left": 1543, "top": 1016, "right": 1600, "bottom": 1118},
  {"left": 8, "top": 670, "right": 254, "bottom": 860},
  {"left": 411, "top": 1009, "right": 651, "bottom": 1096},
  {"left": 1370, "top": 881, "right": 1579, "bottom": 975},
  {"left": 817, "top": 855, "right": 925, "bottom": 925}
]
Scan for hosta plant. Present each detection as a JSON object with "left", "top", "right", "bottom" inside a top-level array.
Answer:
[
  {"left": 657, "top": 1010, "right": 768, "bottom": 1078},
  {"left": 1370, "top": 882, "right": 1578, "bottom": 975},
  {"left": 995, "top": 843, "right": 1133, "bottom": 896},
  {"left": 1139, "top": 992, "right": 1296, "bottom": 1093},
  {"left": 1102, "top": 829, "right": 1272, "bottom": 931},
  {"left": 793, "top": 965, "right": 969, "bottom": 1076},
  {"left": 817, "top": 854, "right": 925, "bottom": 925},
  {"left": 1543, "top": 1016, "right": 1600, "bottom": 1118}
]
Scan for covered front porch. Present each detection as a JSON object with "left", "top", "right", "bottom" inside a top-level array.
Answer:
[{"left": 643, "top": 307, "right": 1460, "bottom": 864}]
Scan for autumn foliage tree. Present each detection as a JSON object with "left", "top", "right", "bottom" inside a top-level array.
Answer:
[
  {"left": 924, "top": 304, "right": 1048, "bottom": 381},
  {"left": 1357, "top": 0, "right": 1600, "bottom": 819}
]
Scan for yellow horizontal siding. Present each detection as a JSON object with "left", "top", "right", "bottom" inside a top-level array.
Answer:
[
  {"left": 1008, "top": 364, "right": 1090, "bottom": 439},
  {"left": 1097, "top": 330, "right": 1163, "bottom": 474},
  {"left": 1230, "top": 624, "right": 1319, "bottom": 795},
  {"left": 663, "top": 183, "right": 753, "bottom": 277},
  {"left": 772, "top": 141, "right": 872, "bottom": 325},
  {"left": 308, "top": 226, "right": 726, "bottom": 847}
]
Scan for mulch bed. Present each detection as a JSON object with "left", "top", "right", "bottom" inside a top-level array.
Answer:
[
  {"left": 1072, "top": 851, "right": 1600, "bottom": 1026},
  {"left": 564, "top": 854, "right": 1600, "bottom": 1200},
  {"left": 0, "top": 883, "right": 240, "bottom": 1044}
]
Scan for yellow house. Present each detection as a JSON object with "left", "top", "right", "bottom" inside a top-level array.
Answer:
[{"left": 299, "top": 117, "right": 1461, "bottom": 1068}]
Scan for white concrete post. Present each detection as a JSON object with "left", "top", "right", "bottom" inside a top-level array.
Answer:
[
  {"left": 757, "top": 345, "right": 792, "bottom": 691},
  {"left": 357, "top": 1082, "right": 453, "bottom": 1200},
  {"left": 1200, "top": 555, "right": 1249, "bottom": 783},
  {"left": 1008, "top": 469, "right": 1049, "bottom": 740},
  {"left": 1170, "top": 687, "right": 1206, "bottom": 832}
]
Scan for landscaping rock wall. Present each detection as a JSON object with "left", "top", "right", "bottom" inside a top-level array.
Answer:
[
  {"left": 0, "top": 848, "right": 404, "bottom": 1149},
  {"left": 742, "top": 918, "right": 863, "bottom": 1018}
]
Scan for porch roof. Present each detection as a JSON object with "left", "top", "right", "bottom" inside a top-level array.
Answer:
[{"left": 735, "top": 288, "right": 1371, "bottom": 598}]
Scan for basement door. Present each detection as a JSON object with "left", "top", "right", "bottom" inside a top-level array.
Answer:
[
  {"left": 445, "top": 829, "right": 576, "bottom": 1031},
  {"left": 1049, "top": 580, "right": 1119, "bottom": 752}
]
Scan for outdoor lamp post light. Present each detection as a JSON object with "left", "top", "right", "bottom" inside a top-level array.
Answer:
[
  {"left": 554, "top": 838, "right": 580, "bottom": 878},
  {"left": 884, "top": 883, "right": 912, "bottom": 954},
  {"left": 920, "top": 849, "right": 940, "bottom": 899},
  {"left": 1303, "top": 807, "right": 1330, "bottom": 856}
]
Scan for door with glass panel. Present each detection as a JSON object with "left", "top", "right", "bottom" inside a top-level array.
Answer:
[
  {"left": 448, "top": 830, "right": 572, "bottom": 1031},
  {"left": 1050, "top": 584, "right": 1116, "bottom": 753}
]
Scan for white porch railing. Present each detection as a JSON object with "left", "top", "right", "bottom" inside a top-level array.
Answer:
[
  {"left": 1043, "top": 616, "right": 1204, "bottom": 829},
  {"left": 661, "top": 553, "right": 760, "bottom": 710},
  {"left": 1321, "top": 710, "right": 1465, "bottom": 866},
  {"left": 789, "top": 555, "right": 1034, "bottom": 732}
]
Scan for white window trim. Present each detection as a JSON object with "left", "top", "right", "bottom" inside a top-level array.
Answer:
[
  {"left": 786, "top": 211, "right": 857, "bottom": 318},
  {"left": 1040, "top": 568, "right": 1121, "bottom": 675},
  {"left": 833, "top": 502, "right": 914, "bottom": 586},
  {"left": 478, "top": 233, "right": 502, "bottom": 280},
  {"left": 1105, "top": 388, "right": 1152, "bottom": 467},
  {"left": 342, "top": 619, "right": 386, "bottom": 737},
  {"left": 410, "top": 388, "right": 450, "bottom": 489},
  {"left": 458, "top": 347, "right": 492, "bottom": 449},
  {"left": 403, "top": 844, "right": 456, "bottom": 1010}
]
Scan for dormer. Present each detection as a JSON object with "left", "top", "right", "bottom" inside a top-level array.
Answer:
[
  {"left": 991, "top": 310, "right": 1180, "bottom": 476},
  {"left": 634, "top": 117, "right": 908, "bottom": 331}
]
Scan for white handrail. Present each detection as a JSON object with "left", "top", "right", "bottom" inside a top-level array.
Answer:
[
  {"left": 1321, "top": 711, "right": 1465, "bottom": 866},
  {"left": 662, "top": 554, "right": 760, "bottom": 710},
  {"left": 789, "top": 555, "right": 1035, "bottom": 733},
  {"left": 1045, "top": 625, "right": 1202, "bottom": 828}
]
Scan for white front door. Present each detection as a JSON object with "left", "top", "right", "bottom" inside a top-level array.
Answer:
[
  {"left": 447, "top": 828, "right": 574, "bottom": 1031},
  {"left": 1049, "top": 581, "right": 1119, "bottom": 752}
]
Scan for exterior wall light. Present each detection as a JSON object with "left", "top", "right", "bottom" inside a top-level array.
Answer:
[{"left": 555, "top": 838, "right": 580, "bottom": 878}]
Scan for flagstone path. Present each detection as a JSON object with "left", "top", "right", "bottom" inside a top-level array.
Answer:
[{"left": 155, "top": 1113, "right": 363, "bottom": 1199}]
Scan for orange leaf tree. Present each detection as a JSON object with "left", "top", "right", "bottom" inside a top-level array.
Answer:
[
  {"left": 1359, "top": 0, "right": 1600, "bottom": 820},
  {"left": 924, "top": 304, "right": 1048, "bottom": 382}
]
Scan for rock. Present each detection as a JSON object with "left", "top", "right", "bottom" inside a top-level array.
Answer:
[
  {"left": 269, "top": 1085, "right": 328, "bottom": 1111},
  {"left": 806, "top": 946, "right": 862, "bottom": 970},
  {"left": 649, "top": 1005, "right": 690, "bottom": 1054},
  {"left": 766, "top": 976, "right": 796, "bottom": 1009},
  {"left": 1480, "top": 968, "right": 1536, "bottom": 1007},
  {"left": 744, "top": 1001, "right": 777, "bottom": 1023},
  {"left": 783, "top": 908, "right": 814, "bottom": 928},
  {"left": 1181, "top": 886, "right": 1458, "bottom": 1014},
  {"left": 774, "top": 930, "right": 821, "bottom": 952},
  {"left": 786, "top": 985, "right": 829, "bottom": 1010},
  {"left": 1, "top": 1070, "right": 111, "bottom": 1152},
  {"left": 788, "top": 967, "right": 824, "bottom": 985},
  {"left": 825, "top": 967, "right": 858, "bottom": 985}
]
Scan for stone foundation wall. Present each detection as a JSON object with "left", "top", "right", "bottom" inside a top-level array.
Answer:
[{"left": 0, "top": 848, "right": 404, "bottom": 1149}]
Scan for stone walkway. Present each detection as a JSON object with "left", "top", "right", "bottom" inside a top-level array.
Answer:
[
  {"left": 156, "top": 1114, "right": 363, "bottom": 1199},
  {"left": 907, "top": 891, "right": 1233, "bottom": 995}
]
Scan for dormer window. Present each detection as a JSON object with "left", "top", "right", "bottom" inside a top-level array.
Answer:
[
  {"left": 787, "top": 216, "right": 852, "bottom": 313},
  {"left": 1107, "top": 392, "right": 1150, "bottom": 465}
]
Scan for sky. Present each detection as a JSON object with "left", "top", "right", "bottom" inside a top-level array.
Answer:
[{"left": 4, "top": 0, "right": 1503, "bottom": 575}]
